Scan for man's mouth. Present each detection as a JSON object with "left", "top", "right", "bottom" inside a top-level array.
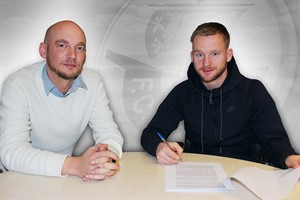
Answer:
[
  {"left": 202, "top": 68, "right": 213, "bottom": 74},
  {"left": 64, "top": 63, "right": 76, "bottom": 68}
]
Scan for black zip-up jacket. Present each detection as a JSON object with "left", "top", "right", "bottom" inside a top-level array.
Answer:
[{"left": 141, "top": 57, "right": 296, "bottom": 169}]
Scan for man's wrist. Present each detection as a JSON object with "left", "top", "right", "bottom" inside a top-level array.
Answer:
[{"left": 62, "top": 156, "right": 78, "bottom": 176}]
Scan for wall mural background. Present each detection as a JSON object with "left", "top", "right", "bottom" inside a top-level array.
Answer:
[{"left": 1, "top": 0, "right": 299, "bottom": 154}]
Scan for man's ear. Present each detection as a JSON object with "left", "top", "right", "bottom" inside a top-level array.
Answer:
[
  {"left": 39, "top": 42, "right": 47, "bottom": 59},
  {"left": 227, "top": 48, "right": 233, "bottom": 62}
]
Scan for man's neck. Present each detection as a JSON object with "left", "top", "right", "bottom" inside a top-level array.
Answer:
[
  {"left": 54, "top": 80, "right": 74, "bottom": 94},
  {"left": 46, "top": 68, "right": 74, "bottom": 94}
]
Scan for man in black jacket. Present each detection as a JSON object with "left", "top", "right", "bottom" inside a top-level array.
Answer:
[{"left": 141, "top": 22, "right": 299, "bottom": 169}]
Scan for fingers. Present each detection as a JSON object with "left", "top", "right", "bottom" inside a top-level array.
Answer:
[
  {"left": 90, "top": 159, "right": 120, "bottom": 171},
  {"left": 82, "top": 149, "right": 120, "bottom": 181},
  {"left": 172, "top": 143, "right": 183, "bottom": 158},
  {"left": 90, "top": 150, "right": 119, "bottom": 165},
  {"left": 285, "top": 155, "right": 300, "bottom": 169},
  {"left": 83, "top": 162, "right": 120, "bottom": 181},
  {"left": 90, "top": 162, "right": 120, "bottom": 174},
  {"left": 156, "top": 142, "right": 183, "bottom": 165},
  {"left": 94, "top": 143, "right": 108, "bottom": 152},
  {"left": 83, "top": 169, "right": 118, "bottom": 181}
]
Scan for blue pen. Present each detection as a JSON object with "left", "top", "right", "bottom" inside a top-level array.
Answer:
[
  {"left": 157, "top": 132, "right": 182, "bottom": 161},
  {"left": 157, "top": 132, "right": 173, "bottom": 149}
]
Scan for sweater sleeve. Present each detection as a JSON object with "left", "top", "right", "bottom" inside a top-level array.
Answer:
[
  {"left": 88, "top": 75, "right": 124, "bottom": 158},
  {"left": 141, "top": 84, "right": 185, "bottom": 156},
  {"left": 0, "top": 75, "right": 68, "bottom": 177},
  {"left": 250, "top": 81, "right": 297, "bottom": 168}
]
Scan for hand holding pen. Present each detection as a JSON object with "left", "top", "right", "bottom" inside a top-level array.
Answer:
[{"left": 156, "top": 132, "right": 183, "bottom": 165}]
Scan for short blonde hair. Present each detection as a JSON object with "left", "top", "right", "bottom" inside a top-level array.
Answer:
[{"left": 190, "top": 22, "right": 230, "bottom": 48}]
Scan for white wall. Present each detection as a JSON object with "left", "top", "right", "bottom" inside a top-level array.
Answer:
[{"left": 1, "top": 0, "right": 299, "bottom": 154}]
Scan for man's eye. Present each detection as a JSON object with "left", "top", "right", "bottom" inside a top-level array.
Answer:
[
  {"left": 58, "top": 44, "right": 67, "bottom": 48},
  {"left": 196, "top": 53, "right": 204, "bottom": 58},
  {"left": 76, "top": 46, "right": 86, "bottom": 51}
]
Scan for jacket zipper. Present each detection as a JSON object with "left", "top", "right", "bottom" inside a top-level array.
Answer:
[{"left": 210, "top": 91, "right": 223, "bottom": 155}]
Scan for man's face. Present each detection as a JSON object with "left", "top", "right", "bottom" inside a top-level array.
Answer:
[
  {"left": 191, "top": 33, "right": 232, "bottom": 89},
  {"left": 40, "top": 22, "right": 86, "bottom": 80}
]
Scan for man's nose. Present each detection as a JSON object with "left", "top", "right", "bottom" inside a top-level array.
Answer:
[
  {"left": 67, "top": 47, "right": 76, "bottom": 59},
  {"left": 203, "top": 56, "right": 210, "bottom": 67}
]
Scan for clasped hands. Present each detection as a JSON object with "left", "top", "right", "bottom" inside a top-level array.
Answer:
[{"left": 62, "top": 143, "right": 120, "bottom": 181}]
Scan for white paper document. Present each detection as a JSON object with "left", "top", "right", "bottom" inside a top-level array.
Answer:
[
  {"left": 165, "top": 162, "right": 300, "bottom": 199},
  {"left": 230, "top": 167, "right": 300, "bottom": 200},
  {"left": 164, "top": 162, "right": 235, "bottom": 192}
]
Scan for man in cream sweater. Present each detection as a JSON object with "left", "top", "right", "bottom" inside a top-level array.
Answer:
[{"left": 0, "top": 20, "right": 123, "bottom": 181}]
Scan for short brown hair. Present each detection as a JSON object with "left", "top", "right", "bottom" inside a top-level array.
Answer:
[{"left": 190, "top": 22, "right": 230, "bottom": 48}]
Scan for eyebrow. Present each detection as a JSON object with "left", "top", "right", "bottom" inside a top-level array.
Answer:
[
  {"left": 193, "top": 49, "right": 222, "bottom": 53},
  {"left": 55, "top": 39, "right": 86, "bottom": 47},
  {"left": 55, "top": 39, "right": 69, "bottom": 45}
]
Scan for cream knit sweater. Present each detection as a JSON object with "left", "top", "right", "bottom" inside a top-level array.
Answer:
[{"left": 0, "top": 61, "right": 123, "bottom": 177}]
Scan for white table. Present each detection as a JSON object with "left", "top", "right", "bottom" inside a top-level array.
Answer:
[{"left": 0, "top": 152, "right": 299, "bottom": 199}]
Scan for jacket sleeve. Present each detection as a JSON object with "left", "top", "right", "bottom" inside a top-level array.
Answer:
[
  {"left": 141, "top": 84, "right": 185, "bottom": 156},
  {"left": 249, "top": 80, "right": 297, "bottom": 168},
  {"left": 88, "top": 75, "right": 124, "bottom": 158}
]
